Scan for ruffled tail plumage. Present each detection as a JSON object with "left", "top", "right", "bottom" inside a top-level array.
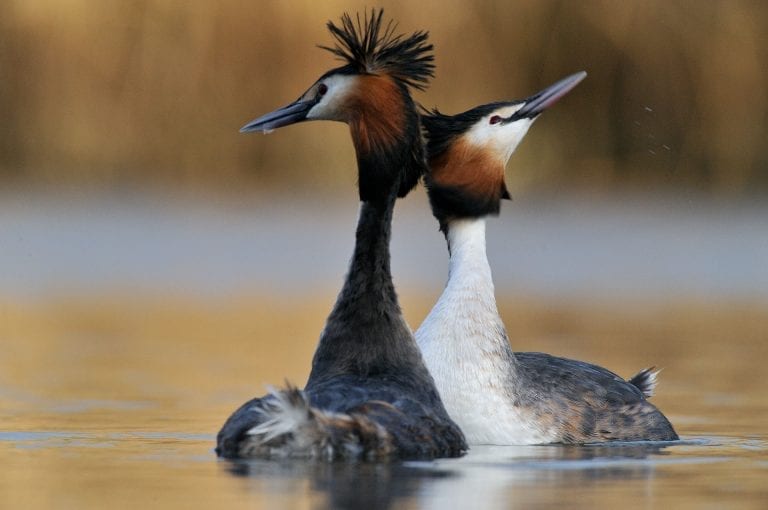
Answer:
[
  {"left": 218, "top": 384, "right": 400, "bottom": 461},
  {"left": 255, "top": 385, "right": 397, "bottom": 460},
  {"left": 627, "top": 367, "right": 661, "bottom": 398}
]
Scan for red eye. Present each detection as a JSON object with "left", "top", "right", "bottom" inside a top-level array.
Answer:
[
  {"left": 317, "top": 83, "right": 328, "bottom": 96},
  {"left": 489, "top": 115, "right": 502, "bottom": 125}
]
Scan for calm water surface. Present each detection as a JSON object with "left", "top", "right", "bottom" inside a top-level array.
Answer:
[
  {"left": 2, "top": 192, "right": 766, "bottom": 300},
  {"left": 2, "top": 298, "right": 766, "bottom": 510},
  {"left": 1, "top": 193, "right": 767, "bottom": 508}
]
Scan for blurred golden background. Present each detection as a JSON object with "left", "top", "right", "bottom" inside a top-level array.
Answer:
[
  {"left": 2, "top": 4, "right": 768, "bottom": 508},
  {"left": 1, "top": 0, "right": 766, "bottom": 197}
]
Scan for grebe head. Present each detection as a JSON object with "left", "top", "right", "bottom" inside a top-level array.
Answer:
[
  {"left": 423, "top": 72, "right": 586, "bottom": 226},
  {"left": 241, "top": 10, "right": 434, "bottom": 202}
]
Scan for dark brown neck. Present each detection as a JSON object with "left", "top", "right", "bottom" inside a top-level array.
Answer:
[
  {"left": 348, "top": 77, "right": 426, "bottom": 202},
  {"left": 307, "top": 186, "right": 431, "bottom": 386},
  {"left": 306, "top": 80, "right": 432, "bottom": 387}
]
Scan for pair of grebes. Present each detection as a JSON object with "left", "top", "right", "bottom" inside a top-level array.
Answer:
[{"left": 217, "top": 10, "right": 677, "bottom": 460}]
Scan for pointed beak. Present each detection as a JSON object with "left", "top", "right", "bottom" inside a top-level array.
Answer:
[
  {"left": 514, "top": 71, "right": 587, "bottom": 120},
  {"left": 240, "top": 99, "right": 315, "bottom": 133}
]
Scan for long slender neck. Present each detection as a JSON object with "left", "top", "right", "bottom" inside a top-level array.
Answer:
[
  {"left": 307, "top": 189, "right": 434, "bottom": 388},
  {"left": 336, "top": 196, "right": 398, "bottom": 313},
  {"left": 446, "top": 218, "right": 494, "bottom": 294},
  {"left": 416, "top": 217, "right": 516, "bottom": 365}
]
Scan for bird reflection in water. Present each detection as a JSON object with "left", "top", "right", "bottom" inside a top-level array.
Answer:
[{"left": 220, "top": 442, "right": 674, "bottom": 510}]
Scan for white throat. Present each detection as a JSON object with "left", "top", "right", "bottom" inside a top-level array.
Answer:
[
  {"left": 417, "top": 217, "right": 512, "bottom": 359},
  {"left": 416, "top": 218, "right": 552, "bottom": 444},
  {"left": 446, "top": 218, "right": 492, "bottom": 285}
]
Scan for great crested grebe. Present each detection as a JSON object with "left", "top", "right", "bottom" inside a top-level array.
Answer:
[
  {"left": 216, "top": 10, "right": 466, "bottom": 460},
  {"left": 415, "top": 72, "right": 678, "bottom": 444}
]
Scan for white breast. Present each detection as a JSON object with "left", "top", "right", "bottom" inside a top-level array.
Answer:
[{"left": 416, "top": 219, "right": 554, "bottom": 445}]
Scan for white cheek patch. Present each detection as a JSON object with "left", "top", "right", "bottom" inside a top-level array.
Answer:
[
  {"left": 497, "top": 118, "right": 534, "bottom": 162},
  {"left": 306, "top": 74, "right": 358, "bottom": 121},
  {"left": 465, "top": 107, "right": 534, "bottom": 164}
]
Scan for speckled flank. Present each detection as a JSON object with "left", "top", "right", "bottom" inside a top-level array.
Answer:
[{"left": 513, "top": 353, "right": 677, "bottom": 443}]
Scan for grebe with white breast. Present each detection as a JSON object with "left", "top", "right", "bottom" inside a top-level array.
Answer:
[{"left": 416, "top": 72, "right": 678, "bottom": 444}]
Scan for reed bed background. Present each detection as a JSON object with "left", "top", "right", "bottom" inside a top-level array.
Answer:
[
  {"left": 1, "top": 0, "right": 766, "bottom": 197},
  {"left": 2, "top": 7, "right": 767, "bottom": 505}
]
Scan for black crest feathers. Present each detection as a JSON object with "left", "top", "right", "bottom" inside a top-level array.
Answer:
[{"left": 320, "top": 9, "right": 434, "bottom": 91}]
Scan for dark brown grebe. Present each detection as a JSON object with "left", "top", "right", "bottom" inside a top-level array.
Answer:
[
  {"left": 216, "top": 10, "right": 466, "bottom": 460},
  {"left": 416, "top": 72, "right": 677, "bottom": 444}
]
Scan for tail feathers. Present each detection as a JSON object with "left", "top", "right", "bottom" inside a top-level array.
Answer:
[
  {"left": 628, "top": 367, "right": 661, "bottom": 398},
  {"left": 241, "top": 384, "right": 395, "bottom": 460}
]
